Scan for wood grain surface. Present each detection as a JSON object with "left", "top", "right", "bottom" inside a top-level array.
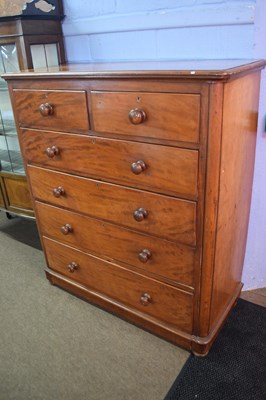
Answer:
[
  {"left": 13, "top": 89, "right": 89, "bottom": 132},
  {"left": 20, "top": 129, "right": 199, "bottom": 198},
  {"left": 209, "top": 71, "right": 261, "bottom": 330},
  {"left": 36, "top": 201, "right": 196, "bottom": 287},
  {"left": 27, "top": 165, "right": 197, "bottom": 246},
  {"left": 0, "top": 183, "right": 5, "bottom": 208},
  {"left": 0, "top": 173, "right": 34, "bottom": 217},
  {"left": 91, "top": 91, "right": 200, "bottom": 143},
  {"left": 5, "top": 60, "right": 265, "bottom": 355},
  {"left": 43, "top": 236, "right": 194, "bottom": 333}
]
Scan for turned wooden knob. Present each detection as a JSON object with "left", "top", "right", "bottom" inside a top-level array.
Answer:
[
  {"left": 67, "top": 261, "right": 79, "bottom": 273},
  {"left": 39, "top": 102, "right": 53, "bottom": 116},
  {"left": 138, "top": 249, "right": 152, "bottom": 263},
  {"left": 46, "top": 145, "right": 60, "bottom": 158},
  {"left": 131, "top": 160, "right": 146, "bottom": 175},
  {"left": 61, "top": 224, "right": 73, "bottom": 235},
  {"left": 133, "top": 208, "right": 148, "bottom": 222},
  {"left": 129, "top": 108, "right": 146, "bottom": 125},
  {"left": 140, "top": 293, "right": 151, "bottom": 306},
  {"left": 52, "top": 186, "right": 65, "bottom": 198}
]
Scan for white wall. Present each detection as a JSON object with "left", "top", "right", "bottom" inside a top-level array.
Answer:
[
  {"left": 242, "top": 0, "right": 266, "bottom": 289},
  {"left": 61, "top": 0, "right": 266, "bottom": 289},
  {"left": 62, "top": 0, "right": 255, "bottom": 62}
]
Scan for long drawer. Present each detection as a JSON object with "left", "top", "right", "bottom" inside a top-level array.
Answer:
[
  {"left": 20, "top": 129, "right": 198, "bottom": 198},
  {"left": 91, "top": 91, "right": 200, "bottom": 144},
  {"left": 28, "top": 165, "right": 197, "bottom": 246},
  {"left": 43, "top": 236, "right": 194, "bottom": 333},
  {"left": 12, "top": 89, "right": 89, "bottom": 132},
  {"left": 36, "top": 201, "right": 195, "bottom": 287}
]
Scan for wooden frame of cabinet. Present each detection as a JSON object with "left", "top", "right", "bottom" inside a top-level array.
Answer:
[{"left": 0, "top": 14, "right": 65, "bottom": 219}]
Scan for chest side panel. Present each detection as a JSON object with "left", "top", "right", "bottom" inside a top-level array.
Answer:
[{"left": 209, "top": 72, "right": 261, "bottom": 331}]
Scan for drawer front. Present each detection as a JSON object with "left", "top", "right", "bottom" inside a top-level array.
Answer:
[
  {"left": 13, "top": 89, "right": 89, "bottom": 132},
  {"left": 91, "top": 91, "right": 200, "bottom": 143},
  {"left": 21, "top": 130, "right": 198, "bottom": 198},
  {"left": 36, "top": 201, "right": 195, "bottom": 287},
  {"left": 28, "top": 166, "right": 197, "bottom": 246},
  {"left": 44, "top": 237, "right": 194, "bottom": 333}
]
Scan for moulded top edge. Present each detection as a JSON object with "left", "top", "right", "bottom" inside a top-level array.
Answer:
[{"left": 2, "top": 59, "right": 266, "bottom": 81}]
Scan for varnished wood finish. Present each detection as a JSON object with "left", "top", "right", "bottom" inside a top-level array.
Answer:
[
  {"left": 35, "top": 201, "right": 195, "bottom": 287},
  {"left": 196, "top": 82, "right": 224, "bottom": 338},
  {"left": 209, "top": 72, "right": 261, "bottom": 331},
  {"left": 4, "top": 60, "right": 265, "bottom": 356},
  {"left": 128, "top": 108, "right": 147, "bottom": 125},
  {"left": 67, "top": 261, "right": 79, "bottom": 273},
  {"left": 191, "top": 283, "right": 242, "bottom": 356},
  {"left": 3, "top": 59, "right": 266, "bottom": 81},
  {"left": 19, "top": 129, "right": 198, "bottom": 198},
  {"left": 45, "top": 267, "right": 193, "bottom": 351},
  {"left": 0, "top": 19, "right": 63, "bottom": 38},
  {"left": 60, "top": 223, "right": 73, "bottom": 235},
  {"left": 13, "top": 90, "right": 89, "bottom": 132},
  {"left": 44, "top": 236, "right": 194, "bottom": 334},
  {"left": 0, "top": 172, "right": 34, "bottom": 217},
  {"left": 138, "top": 249, "right": 152, "bottom": 263},
  {"left": 3, "top": 175, "right": 32, "bottom": 210},
  {"left": 27, "top": 165, "right": 197, "bottom": 246},
  {"left": 131, "top": 160, "right": 147, "bottom": 175},
  {"left": 0, "top": 181, "right": 5, "bottom": 208},
  {"left": 39, "top": 102, "right": 54, "bottom": 117},
  {"left": 45, "top": 145, "right": 60, "bottom": 158},
  {"left": 52, "top": 186, "right": 65, "bottom": 198},
  {"left": 91, "top": 91, "right": 200, "bottom": 143}
]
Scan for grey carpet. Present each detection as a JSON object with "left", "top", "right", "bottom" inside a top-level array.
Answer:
[
  {"left": 165, "top": 299, "right": 266, "bottom": 400},
  {"left": 0, "top": 212, "right": 189, "bottom": 400}
]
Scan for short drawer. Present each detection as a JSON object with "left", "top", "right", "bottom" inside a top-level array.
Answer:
[
  {"left": 21, "top": 130, "right": 198, "bottom": 198},
  {"left": 43, "top": 237, "right": 194, "bottom": 333},
  {"left": 91, "top": 91, "right": 200, "bottom": 144},
  {"left": 12, "top": 89, "right": 89, "bottom": 132},
  {"left": 28, "top": 166, "right": 197, "bottom": 246},
  {"left": 36, "top": 201, "right": 195, "bottom": 287}
]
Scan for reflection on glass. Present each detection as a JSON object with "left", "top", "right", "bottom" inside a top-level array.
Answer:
[
  {"left": 30, "top": 44, "right": 46, "bottom": 68},
  {"left": 0, "top": 44, "right": 19, "bottom": 72},
  {"left": 0, "top": 128, "right": 9, "bottom": 172},
  {"left": 31, "top": 43, "right": 59, "bottom": 69},
  {"left": 0, "top": 43, "right": 24, "bottom": 174},
  {"left": 0, "top": 49, "right": 4, "bottom": 73},
  {"left": 0, "top": 80, "right": 16, "bottom": 134},
  {"left": 45, "top": 43, "right": 59, "bottom": 66},
  {"left": 6, "top": 135, "right": 24, "bottom": 174}
]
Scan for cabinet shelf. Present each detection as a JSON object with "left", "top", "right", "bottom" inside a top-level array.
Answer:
[
  {"left": 0, "top": 12, "right": 65, "bottom": 218},
  {"left": 0, "top": 149, "right": 24, "bottom": 174}
]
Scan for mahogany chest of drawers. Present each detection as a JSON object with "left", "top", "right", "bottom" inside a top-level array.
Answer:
[{"left": 4, "top": 60, "right": 265, "bottom": 355}]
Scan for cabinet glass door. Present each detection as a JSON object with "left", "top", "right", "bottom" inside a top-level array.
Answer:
[
  {"left": 30, "top": 43, "right": 59, "bottom": 69},
  {"left": 0, "top": 43, "right": 23, "bottom": 174}
]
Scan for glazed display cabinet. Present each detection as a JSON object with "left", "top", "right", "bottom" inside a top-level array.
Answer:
[{"left": 0, "top": 5, "right": 65, "bottom": 218}]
